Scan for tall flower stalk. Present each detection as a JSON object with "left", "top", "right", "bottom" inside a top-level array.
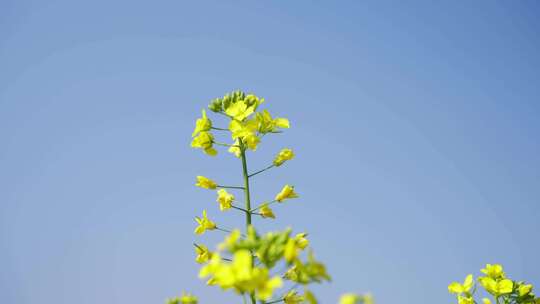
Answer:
[{"left": 166, "top": 91, "right": 371, "bottom": 304}]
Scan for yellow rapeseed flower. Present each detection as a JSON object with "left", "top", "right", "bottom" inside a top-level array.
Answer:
[
  {"left": 228, "top": 139, "right": 242, "bottom": 157},
  {"left": 448, "top": 274, "right": 474, "bottom": 294},
  {"left": 339, "top": 293, "right": 361, "bottom": 304},
  {"left": 218, "top": 229, "right": 241, "bottom": 251},
  {"left": 242, "top": 133, "right": 260, "bottom": 151},
  {"left": 284, "top": 238, "right": 298, "bottom": 263},
  {"left": 284, "top": 290, "right": 304, "bottom": 304},
  {"left": 458, "top": 295, "right": 474, "bottom": 304},
  {"left": 191, "top": 131, "right": 217, "bottom": 156},
  {"left": 481, "top": 264, "right": 505, "bottom": 279},
  {"left": 482, "top": 298, "right": 492, "bottom": 304},
  {"left": 192, "top": 109, "right": 212, "bottom": 137},
  {"left": 194, "top": 244, "right": 213, "bottom": 264},
  {"left": 257, "top": 274, "right": 283, "bottom": 301},
  {"left": 198, "top": 250, "right": 282, "bottom": 301},
  {"left": 304, "top": 290, "right": 317, "bottom": 304},
  {"left": 260, "top": 204, "right": 275, "bottom": 219},
  {"left": 195, "top": 176, "right": 217, "bottom": 189},
  {"left": 273, "top": 148, "right": 294, "bottom": 167},
  {"left": 479, "top": 277, "right": 513, "bottom": 296},
  {"left": 294, "top": 233, "right": 309, "bottom": 250},
  {"left": 519, "top": 284, "right": 533, "bottom": 296},
  {"left": 363, "top": 294, "right": 374, "bottom": 304},
  {"left": 194, "top": 210, "right": 217, "bottom": 235},
  {"left": 275, "top": 185, "right": 298, "bottom": 202},
  {"left": 216, "top": 189, "right": 234, "bottom": 211},
  {"left": 225, "top": 100, "right": 256, "bottom": 121},
  {"left": 229, "top": 119, "right": 260, "bottom": 151},
  {"left": 166, "top": 292, "right": 198, "bottom": 304},
  {"left": 256, "top": 110, "right": 290, "bottom": 133}
]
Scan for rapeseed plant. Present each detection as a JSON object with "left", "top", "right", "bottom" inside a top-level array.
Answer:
[
  {"left": 169, "top": 90, "right": 371, "bottom": 303},
  {"left": 170, "top": 90, "right": 538, "bottom": 304}
]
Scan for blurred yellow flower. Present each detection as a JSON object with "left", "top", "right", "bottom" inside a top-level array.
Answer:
[
  {"left": 458, "top": 295, "right": 474, "bottom": 304},
  {"left": 284, "top": 238, "right": 298, "bottom": 263},
  {"left": 260, "top": 204, "right": 275, "bottom": 219},
  {"left": 481, "top": 264, "right": 505, "bottom": 279},
  {"left": 304, "top": 290, "right": 317, "bottom": 304},
  {"left": 339, "top": 293, "right": 361, "bottom": 304},
  {"left": 275, "top": 185, "right": 298, "bottom": 202},
  {"left": 294, "top": 233, "right": 309, "bottom": 249},
  {"left": 194, "top": 210, "right": 217, "bottom": 235},
  {"left": 519, "top": 284, "right": 533, "bottom": 296},
  {"left": 228, "top": 139, "right": 241, "bottom": 157},
  {"left": 166, "top": 292, "right": 198, "bottom": 304},
  {"left": 273, "top": 148, "right": 294, "bottom": 167},
  {"left": 216, "top": 189, "right": 234, "bottom": 211},
  {"left": 284, "top": 290, "right": 304, "bottom": 304},
  {"left": 479, "top": 277, "right": 513, "bottom": 296},
  {"left": 195, "top": 176, "right": 217, "bottom": 189},
  {"left": 194, "top": 244, "right": 213, "bottom": 264},
  {"left": 199, "top": 250, "right": 282, "bottom": 301}
]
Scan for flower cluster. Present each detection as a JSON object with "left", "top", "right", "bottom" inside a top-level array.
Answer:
[
  {"left": 191, "top": 90, "right": 291, "bottom": 158},
  {"left": 449, "top": 264, "right": 539, "bottom": 304},
  {"left": 170, "top": 90, "right": 540, "bottom": 304},
  {"left": 198, "top": 226, "right": 329, "bottom": 301},
  {"left": 167, "top": 90, "right": 372, "bottom": 304}
]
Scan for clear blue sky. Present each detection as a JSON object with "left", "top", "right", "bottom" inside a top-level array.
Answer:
[{"left": 1, "top": 1, "right": 539, "bottom": 303}]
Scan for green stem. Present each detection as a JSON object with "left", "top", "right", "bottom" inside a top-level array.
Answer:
[
  {"left": 239, "top": 139, "right": 256, "bottom": 304},
  {"left": 211, "top": 126, "right": 228, "bottom": 131},
  {"left": 213, "top": 141, "right": 236, "bottom": 147},
  {"left": 251, "top": 200, "right": 278, "bottom": 212},
  {"left": 231, "top": 205, "right": 249, "bottom": 213},
  {"left": 217, "top": 185, "right": 245, "bottom": 190},
  {"left": 216, "top": 227, "right": 246, "bottom": 237},
  {"left": 215, "top": 227, "right": 233, "bottom": 234},
  {"left": 248, "top": 164, "right": 275, "bottom": 178},
  {"left": 240, "top": 141, "right": 253, "bottom": 225}
]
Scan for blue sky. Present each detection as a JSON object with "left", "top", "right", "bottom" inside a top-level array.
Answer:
[{"left": 1, "top": 1, "right": 539, "bottom": 303}]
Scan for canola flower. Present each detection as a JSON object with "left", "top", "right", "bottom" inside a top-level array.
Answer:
[
  {"left": 194, "top": 210, "right": 216, "bottom": 235},
  {"left": 195, "top": 176, "right": 217, "bottom": 189},
  {"left": 192, "top": 110, "right": 212, "bottom": 137},
  {"left": 216, "top": 189, "right": 234, "bottom": 211},
  {"left": 256, "top": 110, "right": 290, "bottom": 133},
  {"left": 166, "top": 291, "right": 198, "bottom": 304},
  {"left": 482, "top": 264, "right": 505, "bottom": 279},
  {"left": 449, "top": 264, "right": 539, "bottom": 304},
  {"left": 273, "top": 148, "right": 294, "bottom": 167},
  {"left": 191, "top": 131, "right": 217, "bottom": 156},
  {"left": 198, "top": 250, "right": 283, "bottom": 301},
  {"left": 284, "top": 290, "right": 305, "bottom": 304},
  {"left": 194, "top": 244, "right": 213, "bottom": 264},
  {"left": 448, "top": 274, "right": 474, "bottom": 295},
  {"left": 275, "top": 185, "right": 298, "bottom": 202},
  {"left": 339, "top": 293, "right": 374, "bottom": 304},
  {"left": 259, "top": 204, "right": 275, "bottom": 219}
]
